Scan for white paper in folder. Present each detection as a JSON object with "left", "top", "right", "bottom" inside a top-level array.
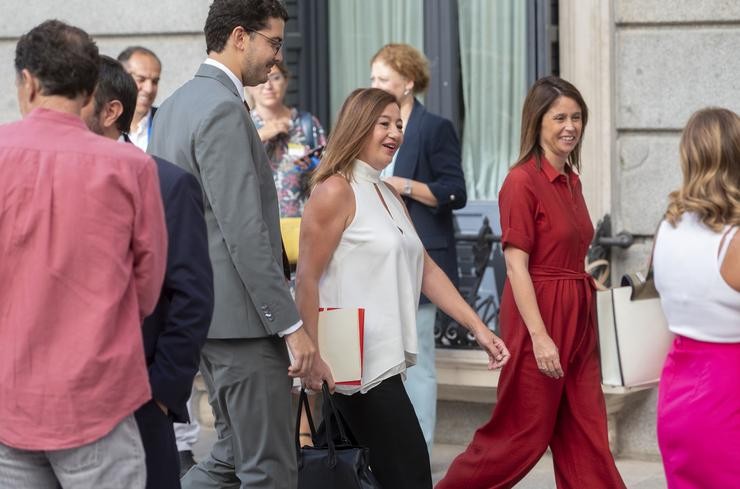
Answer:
[{"left": 318, "top": 307, "right": 364, "bottom": 385}]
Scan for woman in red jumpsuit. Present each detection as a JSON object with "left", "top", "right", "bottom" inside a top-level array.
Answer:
[{"left": 436, "top": 77, "right": 625, "bottom": 489}]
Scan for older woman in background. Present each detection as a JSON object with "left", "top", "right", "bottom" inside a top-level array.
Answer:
[
  {"left": 437, "top": 76, "right": 625, "bottom": 489},
  {"left": 247, "top": 61, "right": 327, "bottom": 217},
  {"left": 296, "top": 88, "right": 508, "bottom": 489},
  {"left": 370, "top": 43, "right": 467, "bottom": 453},
  {"left": 654, "top": 107, "right": 740, "bottom": 488}
]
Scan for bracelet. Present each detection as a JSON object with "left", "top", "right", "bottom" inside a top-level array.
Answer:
[
  {"left": 299, "top": 432, "right": 312, "bottom": 438},
  {"left": 403, "top": 178, "right": 412, "bottom": 196}
]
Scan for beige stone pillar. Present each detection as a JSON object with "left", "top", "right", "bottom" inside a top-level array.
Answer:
[{"left": 558, "top": 0, "right": 614, "bottom": 224}]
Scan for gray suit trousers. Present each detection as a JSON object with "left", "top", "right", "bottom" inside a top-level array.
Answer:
[{"left": 181, "top": 337, "right": 295, "bottom": 489}]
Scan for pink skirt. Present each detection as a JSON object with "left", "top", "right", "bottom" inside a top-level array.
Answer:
[{"left": 657, "top": 335, "right": 740, "bottom": 488}]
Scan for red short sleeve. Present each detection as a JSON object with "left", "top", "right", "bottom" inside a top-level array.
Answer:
[{"left": 498, "top": 168, "right": 537, "bottom": 254}]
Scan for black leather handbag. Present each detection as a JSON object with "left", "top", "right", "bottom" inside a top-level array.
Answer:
[{"left": 296, "top": 383, "right": 382, "bottom": 489}]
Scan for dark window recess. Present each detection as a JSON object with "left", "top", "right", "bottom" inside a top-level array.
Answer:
[
  {"left": 423, "top": 0, "right": 463, "bottom": 137},
  {"left": 282, "top": 0, "right": 302, "bottom": 109},
  {"left": 526, "top": 0, "right": 559, "bottom": 85},
  {"left": 283, "top": 0, "right": 330, "bottom": 128}
]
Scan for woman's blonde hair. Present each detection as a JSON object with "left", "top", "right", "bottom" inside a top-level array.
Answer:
[
  {"left": 665, "top": 107, "right": 740, "bottom": 231},
  {"left": 514, "top": 76, "right": 588, "bottom": 172},
  {"left": 370, "top": 43, "right": 430, "bottom": 95},
  {"left": 311, "top": 88, "right": 398, "bottom": 187}
]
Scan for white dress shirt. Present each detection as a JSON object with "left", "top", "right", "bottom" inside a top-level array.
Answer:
[{"left": 129, "top": 109, "right": 153, "bottom": 151}]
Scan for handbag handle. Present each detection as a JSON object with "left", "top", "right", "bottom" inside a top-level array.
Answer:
[
  {"left": 294, "top": 387, "right": 318, "bottom": 467},
  {"left": 321, "top": 382, "right": 351, "bottom": 445},
  {"left": 295, "top": 382, "right": 352, "bottom": 469},
  {"left": 320, "top": 381, "right": 356, "bottom": 468}
]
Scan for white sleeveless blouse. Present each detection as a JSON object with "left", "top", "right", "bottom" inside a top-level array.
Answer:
[
  {"left": 319, "top": 160, "right": 425, "bottom": 394},
  {"left": 654, "top": 212, "right": 740, "bottom": 343}
]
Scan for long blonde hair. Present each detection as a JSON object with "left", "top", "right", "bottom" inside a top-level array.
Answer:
[
  {"left": 514, "top": 76, "right": 589, "bottom": 172},
  {"left": 665, "top": 107, "right": 740, "bottom": 231},
  {"left": 311, "top": 88, "right": 398, "bottom": 187}
]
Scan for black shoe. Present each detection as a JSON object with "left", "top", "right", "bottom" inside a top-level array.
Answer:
[{"left": 178, "top": 450, "right": 196, "bottom": 478}]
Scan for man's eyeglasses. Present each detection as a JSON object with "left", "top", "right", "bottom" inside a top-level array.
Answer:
[{"left": 250, "top": 30, "right": 283, "bottom": 55}]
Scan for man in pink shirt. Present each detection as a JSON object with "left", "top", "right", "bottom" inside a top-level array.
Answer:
[{"left": 0, "top": 20, "right": 167, "bottom": 489}]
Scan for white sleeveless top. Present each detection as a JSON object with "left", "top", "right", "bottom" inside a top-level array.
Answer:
[
  {"left": 654, "top": 212, "right": 740, "bottom": 342},
  {"left": 319, "top": 160, "right": 425, "bottom": 394}
]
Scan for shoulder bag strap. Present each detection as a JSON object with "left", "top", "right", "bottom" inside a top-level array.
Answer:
[{"left": 295, "top": 388, "right": 318, "bottom": 464}]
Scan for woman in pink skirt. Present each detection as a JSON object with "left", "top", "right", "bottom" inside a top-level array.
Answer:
[{"left": 653, "top": 107, "right": 740, "bottom": 488}]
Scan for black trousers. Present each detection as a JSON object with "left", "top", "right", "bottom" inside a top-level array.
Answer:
[
  {"left": 134, "top": 399, "right": 181, "bottom": 489},
  {"left": 331, "top": 374, "right": 432, "bottom": 489}
]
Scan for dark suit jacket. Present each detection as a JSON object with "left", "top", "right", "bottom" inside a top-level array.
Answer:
[
  {"left": 141, "top": 154, "right": 214, "bottom": 423},
  {"left": 393, "top": 99, "right": 467, "bottom": 303}
]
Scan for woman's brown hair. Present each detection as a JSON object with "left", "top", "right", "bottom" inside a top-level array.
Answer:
[
  {"left": 665, "top": 107, "right": 740, "bottom": 231},
  {"left": 514, "top": 76, "right": 589, "bottom": 172},
  {"left": 370, "top": 43, "right": 430, "bottom": 95},
  {"left": 311, "top": 88, "right": 398, "bottom": 187}
]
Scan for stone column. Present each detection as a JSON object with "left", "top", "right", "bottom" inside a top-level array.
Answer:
[{"left": 558, "top": 0, "right": 614, "bottom": 225}]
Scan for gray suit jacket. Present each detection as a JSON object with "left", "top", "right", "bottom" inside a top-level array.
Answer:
[{"left": 148, "top": 63, "right": 299, "bottom": 338}]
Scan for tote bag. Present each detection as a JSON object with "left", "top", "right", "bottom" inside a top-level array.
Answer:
[{"left": 596, "top": 273, "right": 674, "bottom": 388}]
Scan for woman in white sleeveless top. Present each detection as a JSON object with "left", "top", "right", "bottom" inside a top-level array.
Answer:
[
  {"left": 295, "top": 88, "right": 510, "bottom": 489},
  {"left": 653, "top": 107, "right": 740, "bottom": 489}
]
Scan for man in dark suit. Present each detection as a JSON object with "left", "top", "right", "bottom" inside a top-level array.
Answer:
[
  {"left": 81, "top": 54, "right": 214, "bottom": 489},
  {"left": 119, "top": 44, "right": 201, "bottom": 475}
]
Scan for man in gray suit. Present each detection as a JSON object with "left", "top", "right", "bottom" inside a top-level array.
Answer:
[{"left": 148, "top": 1, "right": 330, "bottom": 487}]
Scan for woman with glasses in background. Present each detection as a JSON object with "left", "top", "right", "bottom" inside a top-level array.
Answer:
[{"left": 247, "top": 61, "right": 327, "bottom": 218}]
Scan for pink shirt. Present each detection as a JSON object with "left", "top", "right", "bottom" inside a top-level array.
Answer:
[{"left": 0, "top": 108, "right": 167, "bottom": 450}]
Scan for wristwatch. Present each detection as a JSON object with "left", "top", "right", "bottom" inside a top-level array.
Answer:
[{"left": 403, "top": 179, "right": 412, "bottom": 196}]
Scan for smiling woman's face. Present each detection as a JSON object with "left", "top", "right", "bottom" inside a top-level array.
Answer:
[
  {"left": 538, "top": 96, "right": 583, "bottom": 163},
  {"left": 358, "top": 102, "right": 404, "bottom": 170}
]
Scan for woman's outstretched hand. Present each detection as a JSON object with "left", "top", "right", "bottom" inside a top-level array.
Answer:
[{"left": 473, "top": 327, "right": 511, "bottom": 370}]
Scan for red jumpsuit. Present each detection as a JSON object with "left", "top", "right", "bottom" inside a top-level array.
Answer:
[{"left": 436, "top": 157, "right": 625, "bottom": 489}]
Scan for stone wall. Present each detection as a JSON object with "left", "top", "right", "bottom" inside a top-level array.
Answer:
[
  {"left": 611, "top": 0, "right": 740, "bottom": 457},
  {"left": 613, "top": 0, "right": 740, "bottom": 270},
  {"left": 561, "top": 0, "right": 740, "bottom": 459},
  {"left": 0, "top": 0, "right": 209, "bottom": 123}
]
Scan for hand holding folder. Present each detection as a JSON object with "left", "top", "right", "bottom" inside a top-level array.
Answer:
[{"left": 318, "top": 308, "right": 365, "bottom": 385}]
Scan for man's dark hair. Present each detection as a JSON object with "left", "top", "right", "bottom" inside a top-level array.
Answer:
[
  {"left": 94, "top": 55, "right": 138, "bottom": 133},
  {"left": 204, "top": 0, "right": 288, "bottom": 54},
  {"left": 14, "top": 20, "right": 99, "bottom": 99},
  {"left": 117, "top": 46, "right": 162, "bottom": 67}
]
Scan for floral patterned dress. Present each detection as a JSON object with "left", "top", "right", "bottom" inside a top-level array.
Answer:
[{"left": 251, "top": 108, "right": 327, "bottom": 217}]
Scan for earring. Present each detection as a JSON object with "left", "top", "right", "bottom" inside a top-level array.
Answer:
[{"left": 403, "top": 89, "right": 410, "bottom": 96}]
